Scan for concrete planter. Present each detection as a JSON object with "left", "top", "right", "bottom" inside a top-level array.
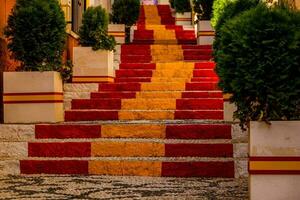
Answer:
[
  {"left": 108, "top": 24, "right": 125, "bottom": 44},
  {"left": 72, "top": 47, "right": 114, "bottom": 83},
  {"left": 3, "top": 71, "right": 63, "bottom": 123},
  {"left": 175, "top": 12, "right": 192, "bottom": 26},
  {"left": 158, "top": 0, "right": 170, "bottom": 4},
  {"left": 223, "top": 94, "right": 237, "bottom": 122},
  {"left": 249, "top": 121, "right": 300, "bottom": 200},
  {"left": 197, "top": 20, "right": 215, "bottom": 45}
]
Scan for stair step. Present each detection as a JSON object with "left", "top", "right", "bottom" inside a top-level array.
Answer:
[
  {"left": 35, "top": 124, "right": 231, "bottom": 139},
  {"left": 65, "top": 110, "right": 223, "bottom": 121},
  {"left": 28, "top": 142, "right": 233, "bottom": 158},
  {"left": 20, "top": 160, "right": 234, "bottom": 177},
  {"left": 119, "top": 63, "right": 156, "bottom": 70}
]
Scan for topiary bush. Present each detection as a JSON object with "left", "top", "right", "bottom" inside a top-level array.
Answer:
[
  {"left": 215, "top": 4, "right": 300, "bottom": 129},
  {"left": 193, "top": 0, "right": 213, "bottom": 21},
  {"left": 169, "top": 0, "right": 175, "bottom": 9},
  {"left": 79, "top": 6, "right": 116, "bottom": 51},
  {"left": 213, "top": 0, "right": 260, "bottom": 55},
  {"left": 174, "top": 0, "right": 191, "bottom": 14},
  {"left": 111, "top": 0, "right": 140, "bottom": 43},
  {"left": 211, "top": 0, "right": 235, "bottom": 28},
  {"left": 4, "top": 0, "right": 66, "bottom": 71}
]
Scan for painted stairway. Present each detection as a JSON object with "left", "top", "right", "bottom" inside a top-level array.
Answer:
[{"left": 20, "top": 5, "right": 234, "bottom": 177}]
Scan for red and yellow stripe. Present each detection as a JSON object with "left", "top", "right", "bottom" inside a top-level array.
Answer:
[
  {"left": 249, "top": 157, "right": 300, "bottom": 174},
  {"left": 3, "top": 92, "right": 63, "bottom": 104}
]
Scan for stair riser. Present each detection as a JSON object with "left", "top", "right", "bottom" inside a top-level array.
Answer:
[{"left": 20, "top": 160, "right": 234, "bottom": 177}]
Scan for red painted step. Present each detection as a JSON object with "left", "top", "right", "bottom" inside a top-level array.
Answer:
[
  {"left": 195, "top": 62, "right": 215, "bottom": 69},
  {"left": 115, "top": 77, "right": 152, "bottom": 83},
  {"left": 65, "top": 110, "right": 118, "bottom": 121},
  {"left": 184, "top": 55, "right": 212, "bottom": 61},
  {"left": 116, "top": 69, "right": 153, "bottom": 77},
  {"left": 28, "top": 142, "right": 91, "bottom": 157},
  {"left": 176, "top": 99, "right": 223, "bottom": 110},
  {"left": 121, "top": 55, "right": 152, "bottom": 63},
  {"left": 184, "top": 49, "right": 212, "bottom": 56},
  {"left": 20, "top": 160, "right": 89, "bottom": 175},
  {"left": 166, "top": 124, "right": 231, "bottom": 139},
  {"left": 181, "top": 91, "right": 222, "bottom": 98},
  {"left": 91, "top": 92, "right": 136, "bottom": 99},
  {"left": 99, "top": 83, "right": 141, "bottom": 91},
  {"left": 161, "top": 161, "right": 234, "bottom": 177},
  {"left": 165, "top": 144, "right": 233, "bottom": 157},
  {"left": 175, "top": 110, "right": 223, "bottom": 120},
  {"left": 185, "top": 82, "right": 219, "bottom": 91},
  {"left": 71, "top": 99, "right": 122, "bottom": 109},
  {"left": 182, "top": 45, "right": 212, "bottom": 50},
  {"left": 119, "top": 63, "right": 156, "bottom": 70},
  {"left": 35, "top": 124, "right": 101, "bottom": 139},
  {"left": 193, "top": 69, "right": 218, "bottom": 77},
  {"left": 191, "top": 77, "right": 219, "bottom": 82}
]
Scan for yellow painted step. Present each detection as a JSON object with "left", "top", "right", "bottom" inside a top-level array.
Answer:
[
  {"left": 121, "top": 99, "right": 176, "bottom": 110},
  {"left": 141, "top": 82, "right": 186, "bottom": 91},
  {"left": 89, "top": 160, "right": 161, "bottom": 176},
  {"left": 101, "top": 124, "right": 166, "bottom": 138},
  {"left": 136, "top": 91, "right": 182, "bottom": 99},
  {"left": 118, "top": 111, "right": 174, "bottom": 120}
]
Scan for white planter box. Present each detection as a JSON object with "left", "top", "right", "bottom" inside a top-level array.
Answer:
[
  {"left": 197, "top": 20, "right": 215, "bottom": 45},
  {"left": 223, "top": 94, "right": 238, "bottom": 122},
  {"left": 175, "top": 12, "right": 192, "bottom": 26},
  {"left": 249, "top": 121, "right": 300, "bottom": 200},
  {"left": 72, "top": 47, "right": 114, "bottom": 83},
  {"left": 3, "top": 72, "right": 63, "bottom": 123},
  {"left": 158, "top": 0, "right": 170, "bottom": 4},
  {"left": 108, "top": 24, "right": 125, "bottom": 44}
]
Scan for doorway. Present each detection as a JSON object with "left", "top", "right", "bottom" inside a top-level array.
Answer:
[{"left": 72, "top": 0, "right": 86, "bottom": 33}]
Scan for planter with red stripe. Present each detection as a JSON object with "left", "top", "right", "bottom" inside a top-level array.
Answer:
[
  {"left": 249, "top": 121, "right": 300, "bottom": 200},
  {"left": 3, "top": 72, "right": 63, "bottom": 123}
]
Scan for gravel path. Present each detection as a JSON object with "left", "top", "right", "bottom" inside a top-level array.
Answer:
[{"left": 0, "top": 176, "right": 248, "bottom": 200}]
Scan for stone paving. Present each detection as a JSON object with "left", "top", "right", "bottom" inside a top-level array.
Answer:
[{"left": 0, "top": 176, "right": 248, "bottom": 200}]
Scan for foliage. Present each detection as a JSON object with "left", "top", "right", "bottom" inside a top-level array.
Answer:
[
  {"left": 78, "top": 6, "right": 115, "bottom": 50},
  {"left": 59, "top": 60, "right": 73, "bottom": 83},
  {"left": 111, "top": 0, "right": 140, "bottom": 43},
  {"left": 169, "top": 0, "right": 175, "bottom": 8},
  {"left": 193, "top": 0, "right": 213, "bottom": 21},
  {"left": 213, "top": 0, "right": 260, "bottom": 54},
  {"left": 4, "top": 0, "right": 66, "bottom": 71},
  {"left": 211, "top": 0, "right": 235, "bottom": 28},
  {"left": 215, "top": 4, "right": 300, "bottom": 129},
  {"left": 174, "top": 0, "right": 191, "bottom": 13}
]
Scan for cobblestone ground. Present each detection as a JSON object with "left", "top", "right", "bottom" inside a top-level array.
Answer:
[{"left": 0, "top": 175, "right": 248, "bottom": 200}]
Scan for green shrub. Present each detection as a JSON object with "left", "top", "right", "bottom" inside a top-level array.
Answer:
[
  {"left": 215, "top": 4, "right": 300, "bottom": 128},
  {"left": 213, "top": 0, "right": 260, "bottom": 55},
  {"left": 193, "top": 0, "right": 213, "bottom": 21},
  {"left": 211, "top": 0, "right": 235, "bottom": 28},
  {"left": 59, "top": 60, "right": 73, "bottom": 83},
  {"left": 78, "top": 6, "right": 115, "bottom": 51},
  {"left": 174, "top": 0, "right": 191, "bottom": 13},
  {"left": 111, "top": 0, "right": 140, "bottom": 43},
  {"left": 169, "top": 0, "right": 175, "bottom": 8},
  {"left": 4, "top": 0, "right": 66, "bottom": 71}
]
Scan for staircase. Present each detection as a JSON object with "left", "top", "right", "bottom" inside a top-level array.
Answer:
[{"left": 20, "top": 5, "right": 235, "bottom": 178}]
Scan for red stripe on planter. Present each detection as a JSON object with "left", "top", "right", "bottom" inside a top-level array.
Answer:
[
  {"left": 249, "top": 170, "right": 300, "bottom": 175},
  {"left": 161, "top": 162, "right": 234, "bottom": 177},
  {"left": 28, "top": 142, "right": 91, "bottom": 157},
  {"left": 165, "top": 144, "right": 233, "bottom": 157},
  {"left": 35, "top": 125, "right": 101, "bottom": 139},
  {"left": 4, "top": 100, "right": 63, "bottom": 104},
  {"left": 166, "top": 124, "right": 231, "bottom": 139},
  {"left": 20, "top": 160, "right": 89, "bottom": 175}
]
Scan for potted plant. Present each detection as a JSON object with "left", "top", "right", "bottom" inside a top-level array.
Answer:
[
  {"left": 215, "top": 3, "right": 300, "bottom": 199},
  {"left": 111, "top": 0, "right": 140, "bottom": 43},
  {"left": 193, "top": 0, "right": 214, "bottom": 45},
  {"left": 174, "top": 0, "right": 192, "bottom": 25},
  {"left": 72, "top": 5, "right": 116, "bottom": 83},
  {"left": 3, "top": 0, "right": 66, "bottom": 123}
]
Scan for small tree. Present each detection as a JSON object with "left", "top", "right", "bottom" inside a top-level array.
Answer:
[
  {"left": 174, "top": 0, "right": 192, "bottom": 13},
  {"left": 79, "top": 6, "right": 116, "bottom": 51},
  {"left": 4, "top": 0, "right": 66, "bottom": 71},
  {"left": 111, "top": 0, "right": 140, "bottom": 43},
  {"left": 215, "top": 4, "right": 300, "bottom": 129},
  {"left": 211, "top": 0, "right": 235, "bottom": 28},
  {"left": 193, "top": 0, "right": 213, "bottom": 22}
]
